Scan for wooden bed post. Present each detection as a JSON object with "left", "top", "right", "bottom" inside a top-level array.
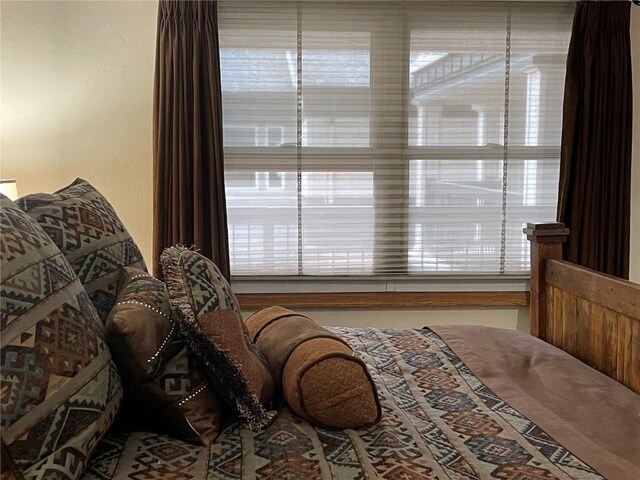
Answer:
[{"left": 523, "top": 222, "right": 569, "bottom": 340}]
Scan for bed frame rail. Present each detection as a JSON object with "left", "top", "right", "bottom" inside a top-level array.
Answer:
[{"left": 525, "top": 223, "right": 640, "bottom": 394}]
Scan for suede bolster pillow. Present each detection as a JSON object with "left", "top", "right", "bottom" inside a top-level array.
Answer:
[{"left": 246, "top": 306, "right": 381, "bottom": 430}]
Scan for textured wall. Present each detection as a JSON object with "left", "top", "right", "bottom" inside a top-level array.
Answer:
[{"left": 1, "top": 0, "right": 158, "bottom": 265}]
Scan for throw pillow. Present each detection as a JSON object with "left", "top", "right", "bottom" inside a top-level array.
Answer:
[
  {"left": 16, "top": 178, "right": 147, "bottom": 320},
  {"left": 246, "top": 306, "right": 381, "bottom": 430},
  {"left": 1, "top": 439, "right": 23, "bottom": 480},
  {"left": 161, "top": 246, "right": 275, "bottom": 431},
  {"left": 0, "top": 194, "right": 122, "bottom": 479},
  {"left": 104, "top": 267, "right": 222, "bottom": 445}
]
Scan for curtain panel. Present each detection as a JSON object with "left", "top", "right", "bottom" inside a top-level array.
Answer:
[
  {"left": 153, "top": 0, "right": 230, "bottom": 279},
  {"left": 557, "top": 1, "right": 633, "bottom": 279}
]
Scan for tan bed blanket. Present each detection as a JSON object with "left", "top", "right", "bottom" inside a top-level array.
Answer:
[{"left": 433, "top": 325, "right": 640, "bottom": 480}]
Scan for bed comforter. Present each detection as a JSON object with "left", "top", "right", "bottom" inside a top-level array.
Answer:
[{"left": 81, "top": 326, "right": 640, "bottom": 480}]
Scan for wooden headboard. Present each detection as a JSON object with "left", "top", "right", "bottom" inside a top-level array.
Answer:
[{"left": 525, "top": 223, "right": 640, "bottom": 395}]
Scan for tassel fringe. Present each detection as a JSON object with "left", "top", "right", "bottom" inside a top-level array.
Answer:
[{"left": 161, "top": 245, "right": 276, "bottom": 431}]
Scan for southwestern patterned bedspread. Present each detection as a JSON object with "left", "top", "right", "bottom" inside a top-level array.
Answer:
[{"left": 81, "top": 326, "right": 640, "bottom": 480}]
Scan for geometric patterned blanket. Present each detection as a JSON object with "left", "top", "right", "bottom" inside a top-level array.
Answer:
[{"left": 81, "top": 328, "right": 604, "bottom": 480}]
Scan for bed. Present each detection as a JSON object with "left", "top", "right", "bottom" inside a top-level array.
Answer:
[{"left": 78, "top": 223, "right": 639, "bottom": 480}]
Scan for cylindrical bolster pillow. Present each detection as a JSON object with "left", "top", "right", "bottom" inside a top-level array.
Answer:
[{"left": 246, "top": 306, "right": 381, "bottom": 430}]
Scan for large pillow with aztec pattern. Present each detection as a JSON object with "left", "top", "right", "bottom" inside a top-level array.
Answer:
[
  {"left": 0, "top": 194, "right": 123, "bottom": 480},
  {"left": 16, "top": 178, "right": 147, "bottom": 321}
]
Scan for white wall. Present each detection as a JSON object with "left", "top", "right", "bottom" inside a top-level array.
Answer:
[
  {"left": 244, "top": 307, "right": 529, "bottom": 330},
  {"left": 1, "top": 1, "right": 638, "bottom": 331},
  {"left": 1, "top": 0, "right": 158, "bottom": 264}
]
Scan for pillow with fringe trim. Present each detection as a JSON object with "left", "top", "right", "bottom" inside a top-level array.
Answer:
[{"left": 160, "top": 246, "right": 276, "bottom": 431}]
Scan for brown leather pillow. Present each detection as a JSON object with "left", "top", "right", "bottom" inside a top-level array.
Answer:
[
  {"left": 246, "top": 306, "right": 381, "bottom": 430},
  {"left": 105, "top": 267, "right": 222, "bottom": 445},
  {"left": 161, "top": 246, "right": 276, "bottom": 431}
]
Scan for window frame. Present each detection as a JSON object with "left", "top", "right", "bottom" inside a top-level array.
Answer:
[{"left": 221, "top": 3, "right": 565, "bottom": 280}]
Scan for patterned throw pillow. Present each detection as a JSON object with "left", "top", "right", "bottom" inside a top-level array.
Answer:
[
  {"left": 161, "top": 246, "right": 275, "bottom": 431},
  {"left": 0, "top": 194, "right": 122, "bottom": 480},
  {"left": 16, "top": 178, "right": 147, "bottom": 320},
  {"left": 105, "top": 267, "right": 222, "bottom": 445}
]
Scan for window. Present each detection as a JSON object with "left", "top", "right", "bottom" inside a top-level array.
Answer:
[{"left": 219, "top": 1, "right": 574, "bottom": 277}]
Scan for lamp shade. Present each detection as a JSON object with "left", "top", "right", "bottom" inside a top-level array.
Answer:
[{"left": 0, "top": 179, "right": 19, "bottom": 201}]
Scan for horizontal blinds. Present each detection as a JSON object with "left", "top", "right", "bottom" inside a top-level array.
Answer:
[{"left": 219, "top": 1, "right": 574, "bottom": 276}]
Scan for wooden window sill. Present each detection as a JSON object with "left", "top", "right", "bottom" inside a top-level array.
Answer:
[{"left": 237, "top": 291, "right": 530, "bottom": 310}]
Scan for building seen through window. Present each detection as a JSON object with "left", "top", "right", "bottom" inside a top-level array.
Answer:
[{"left": 219, "top": 2, "right": 572, "bottom": 276}]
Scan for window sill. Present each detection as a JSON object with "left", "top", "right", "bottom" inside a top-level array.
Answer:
[
  {"left": 233, "top": 276, "right": 530, "bottom": 309},
  {"left": 236, "top": 291, "right": 530, "bottom": 309}
]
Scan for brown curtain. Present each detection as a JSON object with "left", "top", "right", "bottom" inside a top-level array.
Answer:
[
  {"left": 153, "top": 0, "right": 230, "bottom": 279},
  {"left": 557, "top": 1, "right": 633, "bottom": 279}
]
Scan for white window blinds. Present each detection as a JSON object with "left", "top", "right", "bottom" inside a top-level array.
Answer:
[{"left": 219, "top": 1, "right": 574, "bottom": 276}]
